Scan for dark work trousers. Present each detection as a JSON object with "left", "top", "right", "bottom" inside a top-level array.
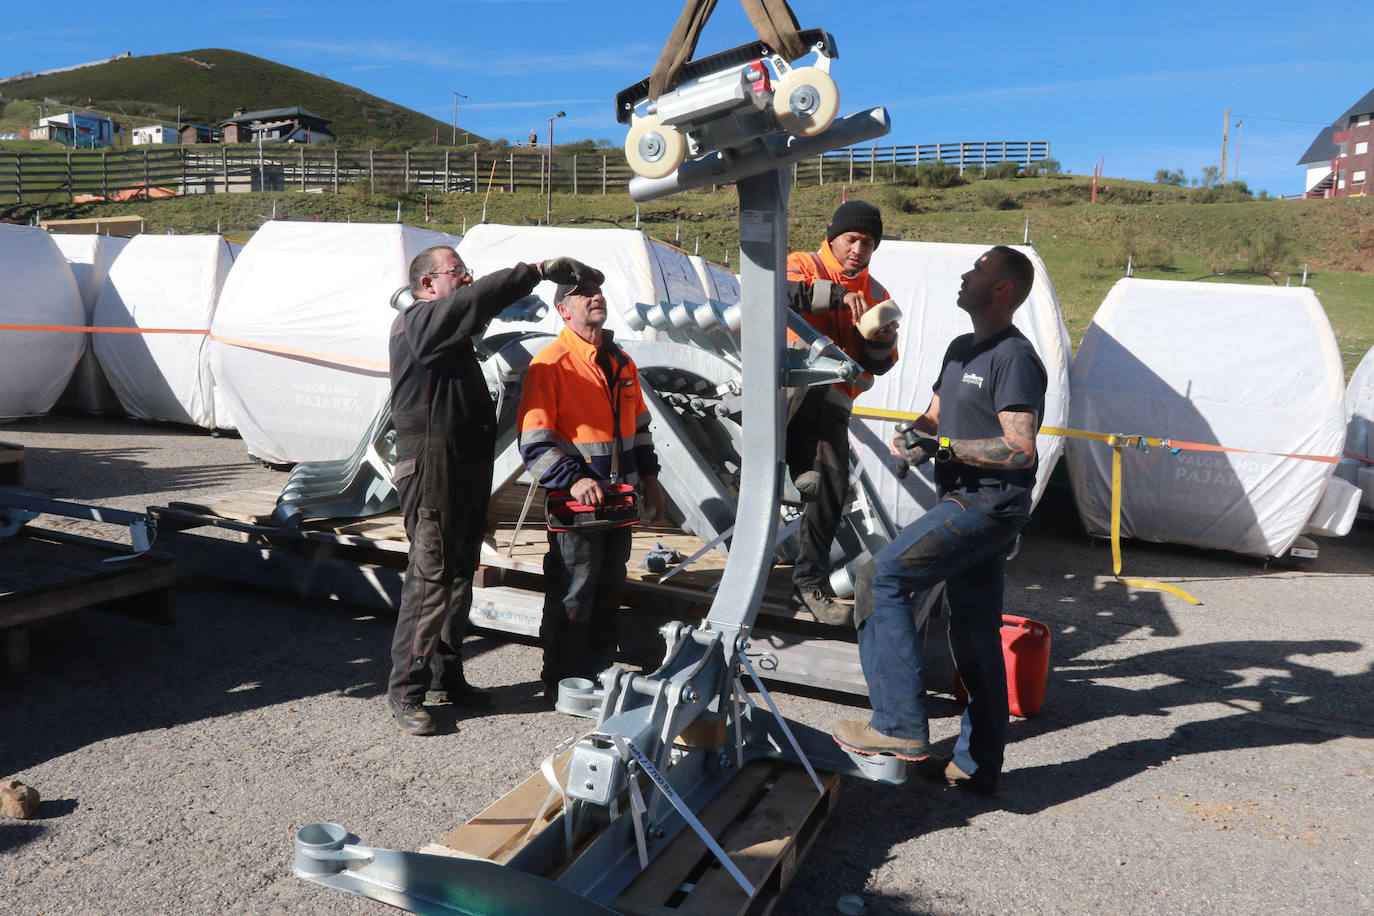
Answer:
[
  {"left": 855, "top": 498, "right": 1026, "bottom": 782},
  {"left": 539, "top": 525, "right": 633, "bottom": 692},
  {"left": 785, "top": 386, "right": 852, "bottom": 593},
  {"left": 387, "top": 462, "right": 487, "bottom": 707}
]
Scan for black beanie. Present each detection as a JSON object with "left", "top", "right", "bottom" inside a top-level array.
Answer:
[{"left": 826, "top": 200, "right": 883, "bottom": 247}]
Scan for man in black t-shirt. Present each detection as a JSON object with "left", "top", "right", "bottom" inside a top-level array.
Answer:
[{"left": 832, "top": 246, "right": 1047, "bottom": 797}]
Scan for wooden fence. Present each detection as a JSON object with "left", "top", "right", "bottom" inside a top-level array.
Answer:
[{"left": 0, "top": 140, "right": 1051, "bottom": 204}]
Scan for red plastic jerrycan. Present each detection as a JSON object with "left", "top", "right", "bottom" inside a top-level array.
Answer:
[{"left": 953, "top": 614, "right": 1051, "bottom": 718}]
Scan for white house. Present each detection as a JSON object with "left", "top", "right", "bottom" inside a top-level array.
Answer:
[{"left": 132, "top": 124, "right": 178, "bottom": 146}]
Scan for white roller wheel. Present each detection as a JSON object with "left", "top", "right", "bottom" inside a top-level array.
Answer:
[
  {"left": 624, "top": 115, "right": 686, "bottom": 180},
  {"left": 772, "top": 66, "right": 839, "bottom": 137}
]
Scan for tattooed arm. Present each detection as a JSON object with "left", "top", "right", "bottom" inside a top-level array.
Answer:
[{"left": 946, "top": 406, "right": 1038, "bottom": 470}]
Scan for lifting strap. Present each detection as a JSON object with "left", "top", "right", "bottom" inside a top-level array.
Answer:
[{"left": 648, "top": 0, "right": 807, "bottom": 102}]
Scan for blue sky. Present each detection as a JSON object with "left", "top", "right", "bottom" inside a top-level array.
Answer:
[{"left": 5, "top": 1, "right": 1366, "bottom": 196}]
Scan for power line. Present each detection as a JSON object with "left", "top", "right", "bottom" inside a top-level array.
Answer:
[{"left": 1232, "top": 114, "right": 1332, "bottom": 126}]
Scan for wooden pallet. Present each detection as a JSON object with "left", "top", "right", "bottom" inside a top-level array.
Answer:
[
  {"left": 0, "top": 527, "right": 176, "bottom": 677},
  {"left": 430, "top": 756, "right": 838, "bottom": 916}
]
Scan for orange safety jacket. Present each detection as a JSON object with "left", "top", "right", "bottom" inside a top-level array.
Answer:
[
  {"left": 518, "top": 325, "right": 659, "bottom": 492},
  {"left": 786, "top": 241, "right": 898, "bottom": 404}
]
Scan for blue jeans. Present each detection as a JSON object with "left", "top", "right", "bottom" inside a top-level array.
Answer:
[{"left": 856, "top": 498, "right": 1026, "bottom": 780}]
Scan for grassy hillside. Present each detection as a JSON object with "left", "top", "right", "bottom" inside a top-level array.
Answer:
[
  {"left": 0, "top": 49, "right": 466, "bottom": 146},
  {"left": 6, "top": 174, "right": 1371, "bottom": 372}
]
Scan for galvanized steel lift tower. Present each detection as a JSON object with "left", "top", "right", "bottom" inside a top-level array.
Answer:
[{"left": 291, "top": 17, "right": 899, "bottom": 914}]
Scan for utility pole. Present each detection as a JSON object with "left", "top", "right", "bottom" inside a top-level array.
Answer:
[
  {"left": 1220, "top": 107, "right": 1229, "bottom": 185},
  {"left": 452, "top": 91, "right": 467, "bottom": 145}
]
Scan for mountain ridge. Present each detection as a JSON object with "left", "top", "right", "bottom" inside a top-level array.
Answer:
[{"left": 0, "top": 48, "right": 472, "bottom": 145}]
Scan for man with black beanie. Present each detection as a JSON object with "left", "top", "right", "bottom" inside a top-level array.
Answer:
[{"left": 783, "top": 200, "right": 899, "bottom": 624}]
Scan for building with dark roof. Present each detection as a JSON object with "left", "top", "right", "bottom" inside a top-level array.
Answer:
[
  {"left": 219, "top": 106, "right": 334, "bottom": 144},
  {"left": 1299, "top": 89, "right": 1374, "bottom": 198}
]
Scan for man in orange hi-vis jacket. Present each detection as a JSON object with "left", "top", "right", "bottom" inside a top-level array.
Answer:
[
  {"left": 518, "top": 274, "right": 666, "bottom": 703},
  {"left": 785, "top": 200, "right": 900, "bottom": 625}
]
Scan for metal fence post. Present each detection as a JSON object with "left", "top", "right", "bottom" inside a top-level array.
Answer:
[
  {"left": 300, "top": 146, "right": 306, "bottom": 191},
  {"left": 66, "top": 152, "right": 73, "bottom": 202},
  {"left": 602, "top": 155, "right": 607, "bottom": 194},
  {"left": 333, "top": 149, "right": 339, "bottom": 193},
  {"left": 404, "top": 150, "right": 410, "bottom": 192},
  {"left": 818, "top": 154, "right": 824, "bottom": 185},
  {"left": 143, "top": 149, "right": 150, "bottom": 198},
  {"left": 870, "top": 145, "right": 875, "bottom": 183},
  {"left": 573, "top": 154, "right": 578, "bottom": 195},
  {"left": 848, "top": 148, "right": 854, "bottom": 184},
  {"left": 509, "top": 152, "right": 514, "bottom": 193}
]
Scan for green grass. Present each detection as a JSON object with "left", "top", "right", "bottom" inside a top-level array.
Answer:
[
  {"left": 4, "top": 173, "right": 1371, "bottom": 375},
  {"left": 0, "top": 50, "right": 470, "bottom": 147}
]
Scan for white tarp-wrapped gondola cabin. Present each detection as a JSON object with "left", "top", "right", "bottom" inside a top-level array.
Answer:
[
  {"left": 0, "top": 225, "right": 86, "bottom": 419},
  {"left": 854, "top": 242, "right": 1072, "bottom": 527},
  {"left": 457, "top": 224, "right": 708, "bottom": 339},
  {"left": 1065, "top": 278, "right": 1346, "bottom": 558},
  {"left": 52, "top": 233, "right": 129, "bottom": 414},
  {"left": 92, "top": 234, "right": 233, "bottom": 428},
  {"left": 1342, "top": 345, "right": 1374, "bottom": 508},
  {"left": 209, "top": 222, "right": 461, "bottom": 465}
]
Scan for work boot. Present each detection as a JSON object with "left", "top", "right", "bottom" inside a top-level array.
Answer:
[
  {"left": 793, "top": 470, "right": 822, "bottom": 502},
  {"left": 913, "top": 754, "right": 1002, "bottom": 797},
  {"left": 387, "top": 697, "right": 436, "bottom": 736},
  {"left": 832, "top": 720, "right": 930, "bottom": 761},
  {"left": 792, "top": 584, "right": 852, "bottom": 626},
  {"left": 426, "top": 678, "right": 495, "bottom": 710}
]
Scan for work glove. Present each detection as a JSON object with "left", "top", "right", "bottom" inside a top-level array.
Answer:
[
  {"left": 540, "top": 257, "right": 604, "bottom": 288},
  {"left": 893, "top": 420, "right": 938, "bottom": 479}
]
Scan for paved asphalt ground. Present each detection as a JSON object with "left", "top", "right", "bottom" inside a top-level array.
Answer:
[{"left": 2, "top": 414, "right": 1372, "bottom": 915}]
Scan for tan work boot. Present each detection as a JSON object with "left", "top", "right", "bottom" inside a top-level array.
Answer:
[{"left": 832, "top": 720, "right": 930, "bottom": 761}]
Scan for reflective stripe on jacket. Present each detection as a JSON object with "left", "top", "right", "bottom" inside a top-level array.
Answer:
[
  {"left": 517, "top": 325, "right": 659, "bottom": 492},
  {"left": 786, "top": 242, "right": 898, "bottom": 404}
]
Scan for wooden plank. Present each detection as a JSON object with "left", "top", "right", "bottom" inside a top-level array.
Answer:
[{"left": 438, "top": 748, "right": 575, "bottom": 864}]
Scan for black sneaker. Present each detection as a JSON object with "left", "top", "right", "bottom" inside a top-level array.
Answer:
[
  {"left": 425, "top": 680, "right": 496, "bottom": 710},
  {"left": 387, "top": 697, "right": 436, "bottom": 736},
  {"left": 792, "top": 585, "right": 853, "bottom": 626}
]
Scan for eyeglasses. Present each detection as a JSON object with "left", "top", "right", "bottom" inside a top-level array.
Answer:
[{"left": 427, "top": 265, "right": 472, "bottom": 281}]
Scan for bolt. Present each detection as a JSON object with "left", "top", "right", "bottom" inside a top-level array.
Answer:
[
  {"left": 790, "top": 85, "right": 818, "bottom": 115},
  {"left": 681, "top": 685, "right": 698, "bottom": 704},
  {"left": 584, "top": 780, "right": 595, "bottom": 790},
  {"left": 639, "top": 132, "right": 665, "bottom": 161},
  {"left": 588, "top": 763, "right": 597, "bottom": 772}
]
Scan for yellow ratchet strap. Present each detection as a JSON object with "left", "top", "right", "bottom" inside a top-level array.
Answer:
[{"left": 856, "top": 408, "right": 1204, "bottom": 606}]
